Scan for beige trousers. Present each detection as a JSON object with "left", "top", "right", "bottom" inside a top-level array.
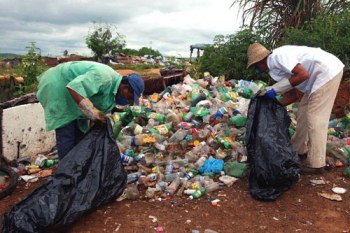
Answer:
[{"left": 293, "top": 70, "right": 343, "bottom": 168}]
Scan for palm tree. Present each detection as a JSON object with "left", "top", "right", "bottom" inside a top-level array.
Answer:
[{"left": 231, "top": 0, "right": 350, "bottom": 47}]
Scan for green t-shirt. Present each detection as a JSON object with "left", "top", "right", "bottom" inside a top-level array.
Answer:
[{"left": 37, "top": 61, "right": 122, "bottom": 131}]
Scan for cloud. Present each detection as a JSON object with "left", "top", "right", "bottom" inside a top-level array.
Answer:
[{"left": 0, "top": 0, "right": 241, "bottom": 57}]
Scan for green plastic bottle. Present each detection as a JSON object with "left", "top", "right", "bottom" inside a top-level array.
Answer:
[
  {"left": 149, "top": 123, "right": 172, "bottom": 135},
  {"left": 228, "top": 115, "right": 247, "bottom": 128},
  {"left": 216, "top": 137, "right": 234, "bottom": 149},
  {"left": 44, "top": 159, "right": 57, "bottom": 167},
  {"left": 129, "top": 106, "right": 152, "bottom": 117},
  {"left": 191, "top": 84, "right": 201, "bottom": 101},
  {"left": 146, "top": 112, "right": 166, "bottom": 123},
  {"left": 191, "top": 187, "right": 206, "bottom": 199}
]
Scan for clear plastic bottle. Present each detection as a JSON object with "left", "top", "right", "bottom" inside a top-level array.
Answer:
[
  {"left": 169, "top": 129, "right": 188, "bottom": 143},
  {"left": 125, "top": 183, "right": 140, "bottom": 200},
  {"left": 183, "top": 111, "right": 194, "bottom": 122},
  {"left": 166, "top": 176, "right": 181, "bottom": 196},
  {"left": 127, "top": 171, "right": 142, "bottom": 184},
  {"left": 205, "top": 182, "right": 220, "bottom": 193},
  {"left": 145, "top": 187, "right": 156, "bottom": 198},
  {"left": 165, "top": 161, "right": 174, "bottom": 175},
  {"left": 165, "top": 172, "right": 185, "bottom": 182},
  {"left": 194, "top": 156, "right": 207, "bottom": 169}
]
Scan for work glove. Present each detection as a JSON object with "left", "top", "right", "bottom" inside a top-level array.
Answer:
[
  {"left": 259, "top": 79, "right": 293, "bottom": 99},
  {"left": 78, "top": 98, "right": 106, "bottom": 125}
]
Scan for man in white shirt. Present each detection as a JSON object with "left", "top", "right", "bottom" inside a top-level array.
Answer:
[{"left": 246, "top": 42, "right": 344, "bottom": 174}]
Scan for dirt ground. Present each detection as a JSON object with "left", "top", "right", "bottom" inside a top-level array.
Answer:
[{"left": 0, "top": 167, "right": 349, "bottom": 233}]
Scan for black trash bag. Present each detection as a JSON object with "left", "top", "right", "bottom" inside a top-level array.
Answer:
[
  {"left": 246, "top": 95, "right": 299, "bottom": 201},
  {"left": 2, "top": 122, "right": 127, "bottom": 233}
]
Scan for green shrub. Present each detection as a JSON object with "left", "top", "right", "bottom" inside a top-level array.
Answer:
[
  {"left": 281, "top": 11, "right": 350, "bottom": 66},
  {"left": 17, "top": 42, "right": 48, "bottom": 95},
  {"left": 197, "top": 29, "right": 270, "bottom": 83}
]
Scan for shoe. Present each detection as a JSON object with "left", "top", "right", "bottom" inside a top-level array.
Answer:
[{"left": 300, "top": 166, "right": 325, "bottom": 175}]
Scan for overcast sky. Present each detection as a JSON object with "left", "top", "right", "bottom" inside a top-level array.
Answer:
[{"left": 0, "top": 0, "right": 242, "bottom": 57}]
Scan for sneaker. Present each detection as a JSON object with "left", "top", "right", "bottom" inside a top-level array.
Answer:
[{"left": 300, "top": 166, "right": 325, "bottom": 175}]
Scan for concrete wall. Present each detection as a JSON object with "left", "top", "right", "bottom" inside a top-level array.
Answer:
[{"left": 1, "top": 103, "right": 55, "bottom": 162}]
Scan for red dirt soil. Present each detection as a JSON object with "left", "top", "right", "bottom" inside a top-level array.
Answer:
[{"left": 0, "top": 168, "right": 349, "bottom": 233}]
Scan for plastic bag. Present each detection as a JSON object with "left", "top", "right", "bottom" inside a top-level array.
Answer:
[
  {"left": 246, "top": 95, "right": 299, "bottom": 201},
  {"left": 2, "top": 122, "right": 127, "bottom": 232},
  {"left": 199, "top": 158, "right": 224, "bottom": 174}
]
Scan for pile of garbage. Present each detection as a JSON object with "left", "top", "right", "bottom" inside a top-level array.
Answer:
[
  {"left": 3, "top": 73, "right": 349, "bottom": 201},
  {"left": 107, "top": 73, "right": 348, "bottom": 201}
]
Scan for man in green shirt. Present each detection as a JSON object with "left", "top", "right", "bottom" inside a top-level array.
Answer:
[{"left": 37, "top": 61, "right": 144, "bottom": 160}]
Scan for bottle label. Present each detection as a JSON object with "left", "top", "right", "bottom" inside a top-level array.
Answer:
[
  {"left": 130, "top": 106, "right": 142, "bottom": 113},
  {"left": 142, "top": 134, "right": 156, "bottom": 143},
  {"left": 112, "top": 113, "right": 121, "bottom": 122},
  {"left": 155, "top": 125, "right": 169, "bottom": 135},
  {"left": 134, "top": 125, "right": 143, "bottom": 135}
]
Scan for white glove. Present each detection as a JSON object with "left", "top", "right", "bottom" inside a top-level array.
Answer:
[{"left": 271, "top": 79, "right": 293, "bottom": 95}]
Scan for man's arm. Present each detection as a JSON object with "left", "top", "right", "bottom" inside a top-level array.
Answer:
[
  {"left": 67, "top": 86, "right": 106, "bottom": 124},
  {"left": 67, "top": 87, "right": 84, "bottom": 104},
  {"left": 289, "top": 63, "right": 309, "bottom": 86}
]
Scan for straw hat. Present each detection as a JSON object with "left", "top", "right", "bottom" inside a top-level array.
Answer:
[{"left": 246, "top": 42, "right": 271, "bottom": 69}]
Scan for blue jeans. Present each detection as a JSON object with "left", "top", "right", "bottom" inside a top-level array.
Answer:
[{"left": 55, "top": 121, "right": 84, "bottom": 160}]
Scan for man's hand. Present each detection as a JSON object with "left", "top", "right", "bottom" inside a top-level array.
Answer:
[{"left": 78, "top": 98, "right": 106, "bottom": 124}]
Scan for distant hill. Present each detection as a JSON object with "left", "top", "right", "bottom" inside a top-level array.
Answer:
[{"left": 0, "top": 53, "right": 22, "bottom": 59}]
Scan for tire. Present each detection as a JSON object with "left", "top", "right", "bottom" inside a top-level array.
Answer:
[{"left": 0, "top": 163, "right": 19, "bottom": 200}]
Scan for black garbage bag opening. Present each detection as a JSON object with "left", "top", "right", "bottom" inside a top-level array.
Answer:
[
  {"left": 2, "top": 121, "right": 127, "bottom": 233},
  {"left": 246, "top": 95, "right": 299, "bottom": 201}
]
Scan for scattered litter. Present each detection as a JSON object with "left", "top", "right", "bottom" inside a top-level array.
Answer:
[
  {"left": 331, "top": 187, "right": 347, "bottom": 194},
  {"left": 20, "top": 175, "right": 38, "bottom": 183},
  {"left": 310, "top": 179, "right": 326, "bottom": 185},
  {"left": 318, "top": 192, "right": 342, "bottom": 202},
  {"left": 149, "top": 215, "right": 158, "bottom": 223}
]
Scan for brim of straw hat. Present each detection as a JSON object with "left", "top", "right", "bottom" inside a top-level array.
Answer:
[{"left": 246, "top": 44, "right": 271, "bottom": 69}]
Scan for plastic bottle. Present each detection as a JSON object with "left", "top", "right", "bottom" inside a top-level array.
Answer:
[
  {"left": 145, "top": 187, "right": 156, "bottom": 198},
  {"left": 149, "top": 123, "right": 172, "bottom": 135},
  {"left": 34, "top": 154, "right": 48, "bottom": 167},
  {"left": 121, "top": 153, "right": 134, "bottom": 165},
  {"left": 159, "top": 86, "right": 172, "bottom": 99},
  {"left": 43, "top": 159, "right": 57, "bottom": 167},
  {"left": 216, "top": 137, "right": 234, "bottom": 149},
  {"left": 169, "top": 129, "right": 188, "bottom": 143},
  {"left": 166, "top": 176, "right": 181, "bottom": 196},
  {"left": 127, "top": 171, "right": 142, "bottom": 184},
  {"left": 194, "top": 156, "right": 207, "bottom": 169},
  {"left": 191, "top": 187, "right": 206, "bottom": 199},
  {"left": 119, "top": 135, "right": 136, "bottom": 147},
  {"left": 183, "top": 111, "right": 194, "bottom": 122},
  {"left": 177, "top": 122, "right": 194, "bottom": 129},
  {"left": 134, "top": 134, "right": 156, "bottom": 145},
  {"left": 166, "top": 111, "right": 180, "bottom": 127},
  {"left": 125, "top": 183, "right": 140, "bottom": 200},
  {"left": 165, "top": 172, "right": 185, "bottom": 182},
  {"left": 215, "top": 107, "right": 228, "bottom": 119},
  {"left": 191, "top": 93, "right": 207, "bottom": 107},
  {"left": 146, "top": 112, "right": 166, "bottom": 123},
  {"left": 184, "top": 189, "right": 196, "bottom": 195},
  {"left": 228, "top": 115, "right": 247, "bottom": 128},
  {"left": 156, "top": 181, "right": 168, "bottom": 191},
  {"left": 165, "top": 161, "right": 174, "bottom": 175},
  {"left": 205, "top": 182, "right": 220, "bottom": 193}
]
